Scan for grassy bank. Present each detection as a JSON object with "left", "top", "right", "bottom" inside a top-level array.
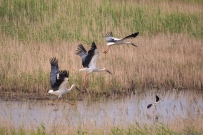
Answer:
[
  {"left": 0, "top": 0, "right": 202, "bottom": 98},
  {"left": 0, "top": 122, "right": 202, "bottom": 135}
]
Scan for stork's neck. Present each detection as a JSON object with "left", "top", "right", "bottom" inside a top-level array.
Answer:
[
  {"left": 124, "top": 41, "right": 132, "bottom": 44},
  {"left": 67, "top": 85, "right": 75, "bottom": 92},
  {"left": 94, "top": 68, "right": 106, "bottom": 72}
]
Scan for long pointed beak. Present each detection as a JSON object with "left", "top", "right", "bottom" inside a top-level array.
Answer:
[
  {"left": 106, "top": 70, "right": 112, "bottom": 74},
  {"left": 75, "top": 86, "right": 80, "bottom": 91},
  {"left": 131, "top": 43, "right": 137, "bottom": 47}
]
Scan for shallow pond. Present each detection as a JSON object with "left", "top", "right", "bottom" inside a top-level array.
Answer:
[{"left": 0, "top": 89, "right": 203, "bottom": 131}]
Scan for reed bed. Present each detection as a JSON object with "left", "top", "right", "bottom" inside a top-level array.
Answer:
[
  {"left": 0, "top": 34, "right": 202, "bottom": 97},
  {"left": 0, "top": 0, "right": 202, "bottom": 98}
]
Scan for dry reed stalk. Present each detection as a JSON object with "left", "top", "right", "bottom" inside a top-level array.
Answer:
[{"left": 0, "top": 33, "right": 202, "bottom": 96}]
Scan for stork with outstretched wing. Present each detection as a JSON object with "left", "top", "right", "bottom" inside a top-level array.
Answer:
[
  {"left": 76, "top": 41, "right": 111, "bottom": 87},
  {"left": 48, "top": 57, "right": 80, "bottom": 110},
  {"left": 103, "top": 32, "right": 139, "bottom": 53}
]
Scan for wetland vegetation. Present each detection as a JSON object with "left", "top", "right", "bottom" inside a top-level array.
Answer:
[{"left": 0, "top": 0, "right": 203, "bottom": 134}]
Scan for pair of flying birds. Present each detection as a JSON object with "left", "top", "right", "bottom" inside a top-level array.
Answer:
[{"left": 48, "top": 32, "right": 139, "bottom": 110}]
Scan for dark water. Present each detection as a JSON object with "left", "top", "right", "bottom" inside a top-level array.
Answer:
[{"left": 0, "top": 90, "right": 203, "bottom": 130}]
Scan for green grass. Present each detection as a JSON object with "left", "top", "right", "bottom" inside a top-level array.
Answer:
[
  {"left": 0, "top": 0, "right": 202, "bottom": 42},
  {"left": 0, "top": 122, "right": 202, "bottom": 135}
]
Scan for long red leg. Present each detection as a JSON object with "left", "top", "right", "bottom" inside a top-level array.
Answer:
[
  {"left": 62, "top": 99, "right": 75, "bottom": 105},
  {"left": 103, "top": 46, "right": 111, "bottom": 54},
  {"left": 54, "top": 98, "right": 59, "bottom": 111},
  {"left": 82, "top": 73, "right": 89, "bottom": 88}
]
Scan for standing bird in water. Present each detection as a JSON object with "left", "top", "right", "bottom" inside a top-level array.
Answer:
[
  {"left": 147, "top": 95, "right": 161, "bottom": 109},
  {"left": 76, "top": 41, "right": 112, "bottom": 88},
  {"left": 103, "top": 32, "right": 139, "bottom": 54},
  {"left": 48, "top": 57, "right": 80, "bottom": 111}
]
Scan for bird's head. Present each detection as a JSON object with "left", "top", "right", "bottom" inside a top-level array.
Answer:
[{"left": 48, "top": 90, "right": 54, "bottom": 94}]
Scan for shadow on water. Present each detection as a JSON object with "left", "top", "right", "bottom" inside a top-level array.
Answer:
[{"left": 0, "top": 89, "right": 203, "bottom": 131}]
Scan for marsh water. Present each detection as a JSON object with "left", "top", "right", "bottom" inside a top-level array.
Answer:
[{"left": 0, "top": 89, "right": 203, "bottom": 131}]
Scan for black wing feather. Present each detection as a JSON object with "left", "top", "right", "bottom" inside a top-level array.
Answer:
[
  {"left": 50, "top": 57, "right": 69, "bottom": 91},
  {"left": 50, "top": 57, "right": 59, "bottom": 89},
  {"left": 52, "top": 70, "right": 69, "bottom": 90},
  {"left": 123, "top": 32, "right": 139, "bottom": 40},
  {"left": 76, "top": 42, "right": 97, "bottom": 68},
  {"left": 75, "top": 44, "right": 87, "bottom": 56},
  {"left": 156, "top": 95, "right": 160, "bottom": 102},
  {"left": 83, "top": 42, "right": 97, "bottom": 68},
  {"left": 76, "top": 44, "right": 88, "bottom": 67},
  {"left": 147, "top": 104, "right": 152, "bottom": 109}
]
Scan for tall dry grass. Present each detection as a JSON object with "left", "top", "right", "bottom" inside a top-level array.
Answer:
[{"left": 0, "top": 33, "right": 202, "bottom": 97}]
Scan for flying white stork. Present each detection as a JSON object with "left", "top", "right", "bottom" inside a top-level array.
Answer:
[
  {"left": 48, "top": 57, "right": 80, "bottom": 110},
  {"left": 147, "top": 95, "right": 161, "bottom": 109},
  {"left": 103, "top": 32, "right": 139, "bottom": 53},
  {"left": 76, "top": 41, "right": 112, "bottom": 87}
]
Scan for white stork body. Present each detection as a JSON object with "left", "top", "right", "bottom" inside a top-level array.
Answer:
[
  {"left": 147, "top": 95, "right": 161, "bottom": 109},
  {"left": 76, "top": 42, "right": 111, "bottom": 87},
  {"left": 48, "top": 81, "right": 76, "bottom": 98},
  {"left": 48, "top": 57, "right": 80, "bottom": 110},
  {"left": 103, "top": 32, "right": 139, "bottom": 53}
]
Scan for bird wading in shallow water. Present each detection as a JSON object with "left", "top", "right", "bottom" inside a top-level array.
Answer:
[
  {"left": 48, "top": 57, "right": 80, "bottom": 111},
  {"left": 147, "top": 95, "right": 161, "bottom": 109},
  {"left": 103, "top": 32, "right": 139, "bottom": 54},
  {"left": 76, "top": 41, "right": 112, "bottom": 88}
]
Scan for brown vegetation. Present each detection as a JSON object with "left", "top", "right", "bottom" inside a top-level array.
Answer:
[{"left": 0, "top": 34, "right": 202, "bottom": 98}]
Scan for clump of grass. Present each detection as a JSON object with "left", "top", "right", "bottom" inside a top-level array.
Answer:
[{"left": 0, "top": 121, "right": 202, "bottom": 135}]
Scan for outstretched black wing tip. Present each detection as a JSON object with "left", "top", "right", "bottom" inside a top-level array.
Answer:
[
  {"left": 156, "top": 95, "right": 160, "bottom": 102},
  {"left": 123, "top": 32, "right": 139, "bottom": 39},
  {"left": 147, "top": 104, "right": 152, "bottom": 109},
  {"left": 91, "top": 41, "right": 97, "bottom": 48},
  {"left": 50, "top": 57, "right": 58, "bottom": 66},
  {"left": 75, "top": 44, "right": 87, "bottom": 55},
  {"left": 88, "top": 42, "right": 97, "bottom": 53},
  {"left": 78, "top": 44, "right": 83, "bottom": 48},
  {"left": 133, "top": 32, "right": 139, "bottom": 37},
  {"left": 50, "top": 57, "right": 60, "bottom": 90}
]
